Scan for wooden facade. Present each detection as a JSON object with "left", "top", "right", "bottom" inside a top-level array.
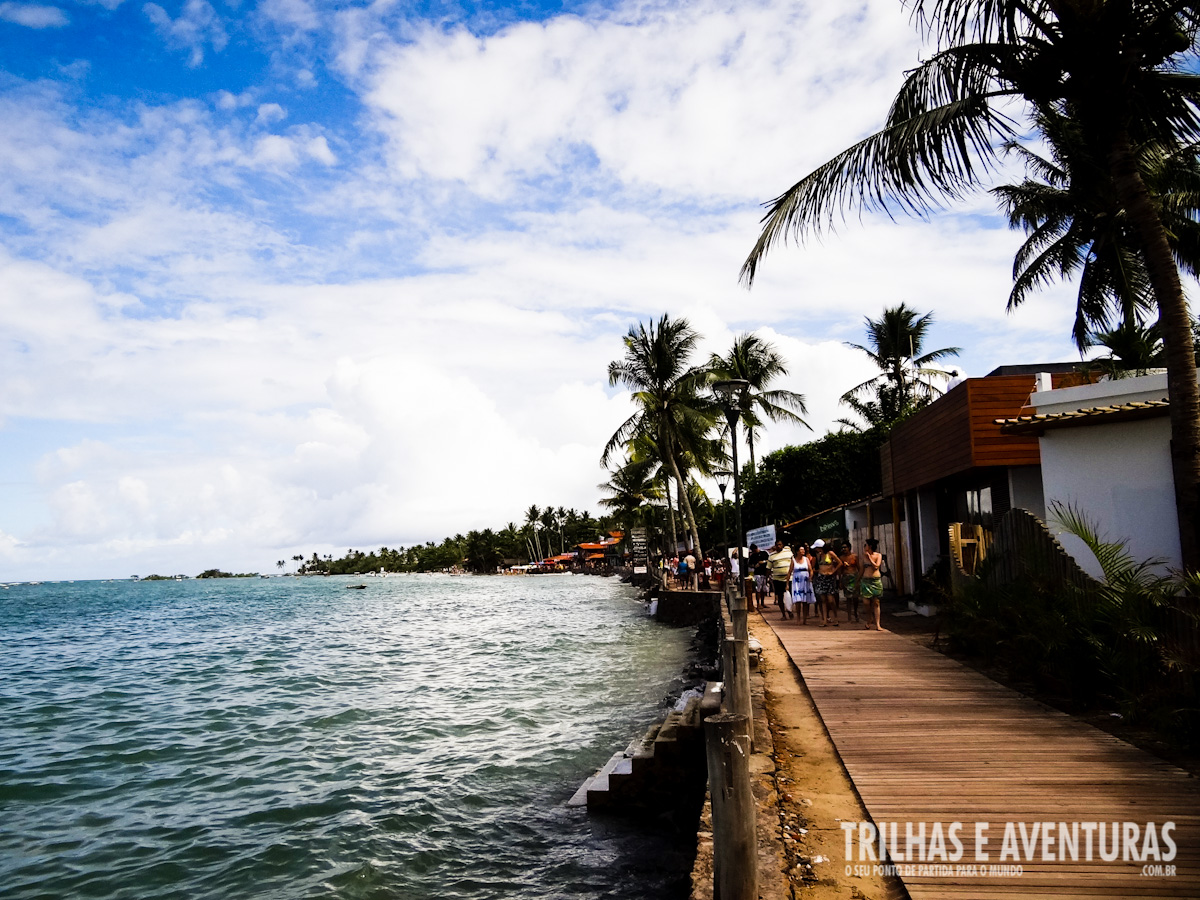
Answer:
[{"left": 882, "top": 375, "right": 1042, "bottom": 496}]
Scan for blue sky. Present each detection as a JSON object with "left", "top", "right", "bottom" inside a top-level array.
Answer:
[{"left": 0, "top": 0, "right": 1104, "bottom": 579}]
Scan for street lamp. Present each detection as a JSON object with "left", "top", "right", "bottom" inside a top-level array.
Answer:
[
  {"left": 714, "top": 468, "right": 732, "bottom": 553},
  {"left": 713, "top": 378, "right": 750, "bottom": 590}
]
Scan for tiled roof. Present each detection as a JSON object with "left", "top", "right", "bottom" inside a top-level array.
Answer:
[{"left": 996, "top": 398, "right": 1169, "bottom": 434}]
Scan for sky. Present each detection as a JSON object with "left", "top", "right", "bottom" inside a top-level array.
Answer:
[{"left": 0, "top": 0, "right": 1104, "bottom": 580}]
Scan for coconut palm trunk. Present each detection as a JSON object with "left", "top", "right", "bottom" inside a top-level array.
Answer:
[
  {"left": 1109, "top": 129, "right": 1200, "bottom": 569},
  {"left": 666, "top": 484, "right": 678, "bottom": 553},
  {"left": 664, "top": 435, "right": 703, "bottom": 560}
]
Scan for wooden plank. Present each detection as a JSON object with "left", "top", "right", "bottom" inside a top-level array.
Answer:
[{"left": 764, "top": 619, "right": 1200, "bottom": 899}]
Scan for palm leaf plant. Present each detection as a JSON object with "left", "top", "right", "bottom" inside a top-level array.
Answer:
[{"left": 742, "top": 0, "right": 1200, "bottom": 571}]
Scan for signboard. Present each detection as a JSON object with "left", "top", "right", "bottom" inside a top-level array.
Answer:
[
  {"left": 746, "top": 524, "right": 777, "bottom": 550},
  {"left": 630, "top": 527, "right": 648, "bottom": 565}
]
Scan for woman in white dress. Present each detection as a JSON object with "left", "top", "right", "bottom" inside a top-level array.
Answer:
[{"left": 791, "top": 543, "right": 817, "bottom": 625}]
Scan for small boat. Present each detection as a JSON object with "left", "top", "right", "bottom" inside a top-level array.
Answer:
[{"left": 347, "top": 584, "right": 367, "bottom": 590}]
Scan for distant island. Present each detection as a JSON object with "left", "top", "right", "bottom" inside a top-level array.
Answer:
[{"left": 139, "top": 570, "right": 259, "bottom": 580}]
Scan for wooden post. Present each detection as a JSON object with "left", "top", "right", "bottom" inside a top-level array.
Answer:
[
  {"left": 705, "top": 712, "right": 757, "bottom": 900},
  {"left": 891, "top": 494, "right": 906, "bottom": 596},
  {"left": 721, "top": 636, "right": 753, "bottom": 751},
  {"left": 731, "top": 605, "right": 748, "bottom": 643}
]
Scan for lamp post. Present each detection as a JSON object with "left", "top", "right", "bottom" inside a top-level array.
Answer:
[
  {"left": 714, "top": 469, "right": 731, "bottom": 554},
  {"left": 713, "top": 379, "right": 750, "bottom": 592}
]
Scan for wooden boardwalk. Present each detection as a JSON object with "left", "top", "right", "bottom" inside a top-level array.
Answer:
[{"left": 764, "top": 617, "right": 1200, "bottom": 899}]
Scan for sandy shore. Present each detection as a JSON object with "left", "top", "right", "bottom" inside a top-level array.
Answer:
[{"left": 691, "top": 610, "right": 907, "bottom": 900}]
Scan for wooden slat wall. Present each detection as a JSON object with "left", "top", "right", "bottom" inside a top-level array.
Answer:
[
  {"left": 886, "top": 386, "right": 972, "bottom": 494},
  {"left": 884, "top": 376, "right": 1041, "bottom": 494},
  {"left": 967, "top": 377, "right": 1040, "bottom": 468}
]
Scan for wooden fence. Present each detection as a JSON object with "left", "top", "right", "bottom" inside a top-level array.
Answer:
[
  {"left": 978, "top": 508, "right": 1200, "bottom": 662},
  {"left": 983, "top": 507, "right": 1102, "bottom": 594}
]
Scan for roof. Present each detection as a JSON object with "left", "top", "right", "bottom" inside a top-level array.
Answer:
[
  {"left": 985, "top": 362, "right": 1084, "bottom": 377},
  {"left": 783, "top": 494, "right": 881, "bottom": 529},
  {"left": 997, "top": 398, "right": 1169, "bottom": 435}
]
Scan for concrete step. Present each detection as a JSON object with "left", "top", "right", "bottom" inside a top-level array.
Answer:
[{"left": 570, "top": 696, "right": 712, "bottom": 810}]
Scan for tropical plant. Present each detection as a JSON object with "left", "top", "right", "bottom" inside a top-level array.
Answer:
[
  {"left": 995, "top": 106, "right": 1200, "bottom": 349},
  {"left": 741, "top": 427, "right": 889, "bottom": 528},
  {"left": 839, "top": 304, "right": 960, "bottom": 430},
  {"left": 1085, "top": 318, "right": 1165, "bottom": 377},
  {"left": 741, "top": 0, "right": 1200, "bottom": 571},
  {"left": 709, "top": 332, "right": 810, "bottom": 473},
  {"left": 604, "top": 314, "right": 718, "bottom": 559},
  {"left": 524, "top": 504, "right": 543, "bottom": 562},
  {"left": 598, "top": 457, "right": 664, "bottom": 550},
  {"left": 945, "top": 503, "right": 1199, "bottom": 745}
]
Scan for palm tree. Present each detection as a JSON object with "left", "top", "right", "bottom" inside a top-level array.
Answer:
[
  {"left": 604, "top": 314, "right": 718, "bottom": 560},
  {"left": 709, "top": 332, "right": 810, "bottom": 473},
  {"left": 741, "top": 0, "right": 1200, "bottom": 571},
  {"left": 836, "top": 381, "right": 910, "bottom": 432},
  {"left": 598, "top": 457, "right": 664, "bottom": 537},
  {"left": 1086, "top": 318, "right": 1165, "bottom": 377},
  {"left": 840, "top": 304, "right": 960, "bottom": 429},
  {"left": 524, "top": 504, "right": 542, "bottom": 561},
  {"left": 994, "top": 106, "right": 1200, "bottom": 349}
]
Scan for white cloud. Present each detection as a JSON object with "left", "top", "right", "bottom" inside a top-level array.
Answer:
[
  {"left": 144, "top": 0, "right": 228, "bottom": 67},
  {"left": 258, "top": 0, "right": 319, "bottom": 35},
  {"left": 305, "top": 134, "right": 336, "bottom": 165},
  {"left": 0, "top": 0, "right": 1114, "bottom": 579},
  {"left": 0, "top": 2, "right": 67, "bottom": 27},
  {"left": 255, "top": 101, "right": 287, "bottom": 124},
  {"left": 350, "top": 0, "right": 919, "bottom": 200}
]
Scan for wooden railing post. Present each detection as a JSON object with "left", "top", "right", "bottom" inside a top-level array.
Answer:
[
  {"left": 721, "top": 636, "right": 753, "bottom": 749},
  {"left": 704, "top": 712, "right": 757, "bottom": 900},
  {"left": 730, "top": 594, "right": 748, "bottom": 643}
]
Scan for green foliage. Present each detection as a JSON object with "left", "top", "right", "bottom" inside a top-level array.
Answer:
[
  {"left": 196, "top": 569, "right": 257, "bottom": 578},
  {"left": 839, "top": 304, "right": 959, "bottom": 431},
  {"left": 709, "top": 332, "right": 809, "bottom": 470},
  {"left": 943, "top": 504, "right": 1200, "bottom": 748},
  {"left": 740, "top": 427, "right": 888, "bottom": 530},
  {"left": 291, "top": 505, "right": 615, "bottom": 575}
]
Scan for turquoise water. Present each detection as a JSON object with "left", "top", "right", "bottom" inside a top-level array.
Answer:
[{"left": 0, "top": 574, "right": 697, "bottom": 899}]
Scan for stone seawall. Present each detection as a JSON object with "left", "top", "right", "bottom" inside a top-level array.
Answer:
[{"left": 655, "top": 589, "right": 721, "bottom": 626}]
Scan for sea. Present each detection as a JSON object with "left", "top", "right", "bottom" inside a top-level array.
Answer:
[{"left": 0, "top": 573, "right": 700, "bottom": 900}]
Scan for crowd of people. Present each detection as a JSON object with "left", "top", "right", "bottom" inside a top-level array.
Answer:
[
  {"left": 746, "top": 537, "right": 885, "bottom": 630},
  {"left": 659, "top": 536, "right": 886, "bottom": 630}
]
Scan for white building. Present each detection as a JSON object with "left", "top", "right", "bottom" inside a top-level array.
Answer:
[{"left": 998, "top": 371, "right": 1176, "bottom": 577}]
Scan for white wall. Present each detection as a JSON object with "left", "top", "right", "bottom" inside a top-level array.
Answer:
[
  {"left": 1031, "top": 372, "right": 1168, "bottom": 414},
  {"left": 1039, "top": 418, "right": 1178, "bottom": 577}
]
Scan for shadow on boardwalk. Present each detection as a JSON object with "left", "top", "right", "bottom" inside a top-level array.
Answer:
[{"left": 764, "top": 616, "right": 1200, "bottom": 900}]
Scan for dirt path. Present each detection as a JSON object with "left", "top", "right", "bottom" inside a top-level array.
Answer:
[{"left": 750, "top": 611, "right": 908, "bottom": 900}]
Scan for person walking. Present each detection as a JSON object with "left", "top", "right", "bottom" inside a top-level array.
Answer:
[
  {"left": 812, "top": 539, "right": 842, "bottom": 626},
  {"left": 791, "top": 542, "right": 817, "bottom": 625},
  {"left": 749, "top": 543, "right": 770, "bottom": 611},
  {"left": 767, "top": 540, "right": 795, "bottom": 620},
  {"left": 860, "top": 538, "right": 884, "bottom": 631},
  {"left": 839, "top": 540, "right": 861, "bottom": 624},
  {"left": 684, "top": 550, "right": 697, "bottom": 590}
]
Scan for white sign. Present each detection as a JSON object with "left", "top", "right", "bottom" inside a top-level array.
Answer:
[{"left": 746, "top": 524, "right": 777, "bottom": 549}]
